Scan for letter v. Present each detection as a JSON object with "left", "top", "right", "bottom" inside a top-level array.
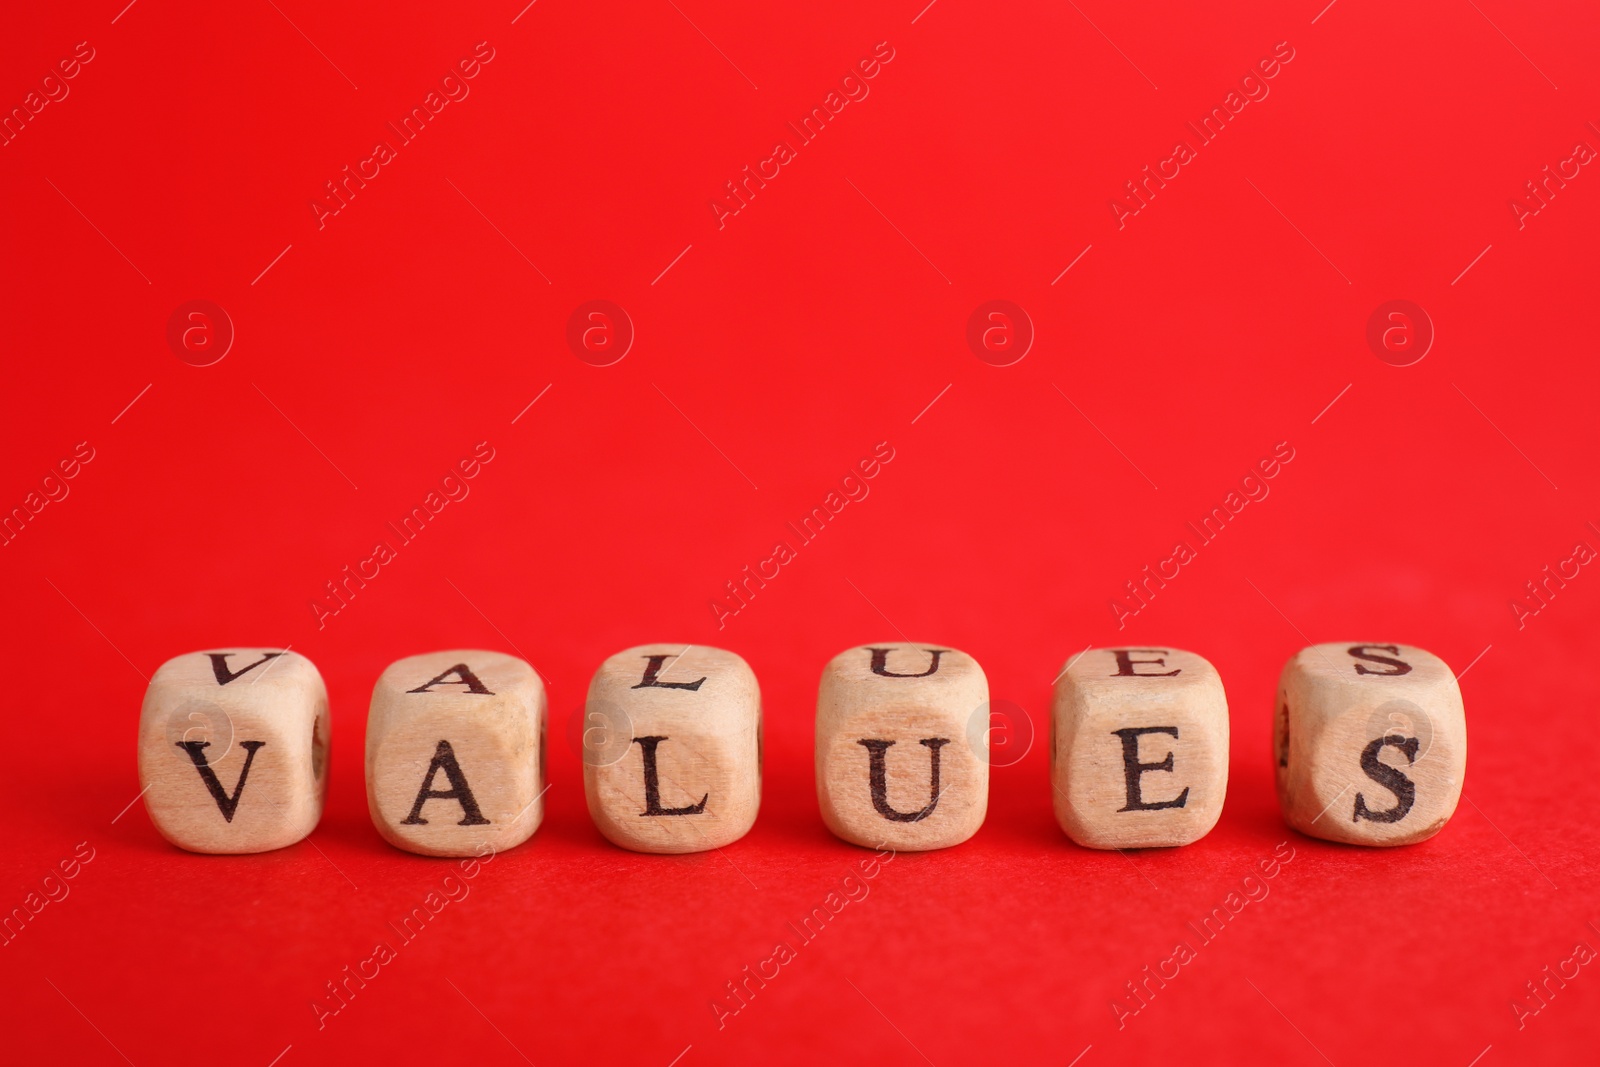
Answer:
[
  {"left": 176, "top": 741, "right": 266, "bottom": 821},
  {"left": 206, "top": 651, "right": 283, "bottom": 685}
]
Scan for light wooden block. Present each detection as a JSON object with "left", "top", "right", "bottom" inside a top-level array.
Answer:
[
  {"left": 583, "top": 644, "right": 761, "bottom": 854},
  {"left": 366, "top": 650, "right": 546, "bottom": 857},
  {"left": 1051, "top": 647, "right": 1228, "bottom": 849},
  {"left": 1275, "top": 642, "right": 1466, "bottom": 846},
  {"left": 816, "top": 642, "right": 988, "bottom": 851},
  {"left": 138, "top": 649, "right": 328, "bottom": 854}
]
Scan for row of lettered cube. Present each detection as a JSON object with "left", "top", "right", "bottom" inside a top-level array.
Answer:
[{"left": 137, "top": 641, "right": 1467, "bottom": 856}]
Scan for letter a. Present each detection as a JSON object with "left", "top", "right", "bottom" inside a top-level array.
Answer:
[
  {"left": 407, "top": 663, "right": 493, "bottom": 694},
  {"left": 401, "top": 740, "right": 491, "bottom": 825}
]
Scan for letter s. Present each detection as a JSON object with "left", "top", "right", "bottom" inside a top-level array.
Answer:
[
  {"left": 1347, "top": 644, "right": 1413, "bottom": 676},
  {"left": 1352, "top": 735, "right": 1418, "bottom": 823}
]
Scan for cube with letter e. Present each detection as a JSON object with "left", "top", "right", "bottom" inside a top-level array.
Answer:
[{"left": 1052, "top": 647, "right": 1228, "bottom": 848}]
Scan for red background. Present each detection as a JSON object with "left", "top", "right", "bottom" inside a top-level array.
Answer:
[{"left": 3, "top": 1, "right": 1597, "bottom": 1063}]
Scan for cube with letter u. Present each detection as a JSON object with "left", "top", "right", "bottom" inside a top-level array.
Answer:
[{"left": 815, "top": 642, "right": 988, "bottom": 851}]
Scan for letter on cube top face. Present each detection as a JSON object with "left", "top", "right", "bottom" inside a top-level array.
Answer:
[
  {"left": 138, "top": 649, "right": 329, "bottom": 854},
  {"left": 583, "top": 644, "right": 761, "bottom": 854},
  {"left": 1052, "top": 647, "right": 1229, "bottom": 849},
  {"left": 1274, "top": 643, "right": 1466, "bottom": 846},
  {"left": 815, "top": 643, "right": 988, "bottom": 851},
  {"left": 366, "top": 650, "right": 546, "bottom": 857}
]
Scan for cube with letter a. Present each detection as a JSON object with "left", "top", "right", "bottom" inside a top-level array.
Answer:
[
  {"left": 583, "top": 644, "right": 761, "bottom": 854},
  {"left": 1051, "top": 647, "right": 1228, "bottom": 849},
  {"left": 816, "top": 642, "right": 988, "bottom": 851},
  {"left": 1275, "top": 642, "right": 1466, "bottom": 846},
  {"left": 366, "top": 650, "right": 546, "bottom": 857},
  {"left": 138, "top": 649, "right": 329, "bottom": 854}
]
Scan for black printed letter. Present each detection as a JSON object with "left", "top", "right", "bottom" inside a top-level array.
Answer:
[
  {"left": 1112, "top": 727, "right": 1189, "bottom": 812},
  {"left": 1110, "top": 649, "right": 1180, "bottom": 677},
  {"left": 632, "top": 654, "right": 706, "bottom": 691},
  {"left": 858, "top": 738, "right": 950, "bottom": 821},
  {"left": 206, "top": 652, "right": 283, "bottom": 686},
  {"left": 632, "top": 736, "right": 708, "bottom": 815},
  {"left": 401, "top": 740, "right": 491, "bottom": 825},
  {"left": 1352, "top": 734, "right": 1418, "bottom": 823},
  {"left": 1347, "top": 645, "right": 1412, "bottom": 676},
  {"left": 867, "top": 648, "right": 947, "bottom": 678},
  {"left": 407, "top": 664, "right": 493, "bottom": 694},
  {"left": 175, "top": 740, "right": 266, "bottom": 822}
]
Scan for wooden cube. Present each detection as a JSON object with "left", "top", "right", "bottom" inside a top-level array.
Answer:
[
  {"left": 583, "top": 644, "right": 760, "bottom": 854},
  {"left": 1275, "top": 642, "right": 1466, "bottom": 846},
  {"left": 366, "top": 650, "right": 546, "bottom": 857},
  {"left": 138, "top": 649, "right": 329, "bottom": 854},
  {"left": 1051, "top": 647, "right": 1228, "bottom": 849},
  {"left": 816, "top": 642, "right": 988, "bottom": 851}
]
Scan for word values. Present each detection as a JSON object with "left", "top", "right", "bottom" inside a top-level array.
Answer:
[
  {"left": 710, "top": 441, "right": 896, "bottom": 628},
  {"left": 1110, "top": 41, "right": 1296, "bottom": 230},
  {"left": 709, "top": 41, "right": 897, "bottom": 230},
  {"left": 310, "top": 42, "right": 496, "bottom": 230}
]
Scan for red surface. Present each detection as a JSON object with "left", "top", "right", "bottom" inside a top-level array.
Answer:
[{"left": 3, "top": 1, "right": 1598, "bottom": 1063}]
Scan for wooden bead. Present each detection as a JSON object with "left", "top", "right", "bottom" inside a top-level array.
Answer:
[
  {"left": 1051, "top": 647, "right": 1228, "bottom": 849},
  {"left": 582, "top": 644, "right": 761, "bottom": 854},
  {"left": 1275, "top": 642, "right": 1466, "bottom": 846},
  {"left": 365, "top": 650, "right": 546, "bottom": 857},
  {"left": 138, "top": 649, "right": 328, "bottom": 854},
  {"left": 816, "top": 642, "right": 988, "bottom": 851}
]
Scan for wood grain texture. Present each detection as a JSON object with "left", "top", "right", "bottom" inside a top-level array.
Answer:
[
  {"left": 583, "top": 644, "right": 761, "bottom": 854},
  {"left": 1274, "top": 642, "right": 1466, "bottom": 846},
  {"left": 1052, "top": 647, "right": 1228, "bottom": 849},
  {"left": 815, "top": 642, "right": 988, "bottom": 851},
  {"left": 137, "top": 649, "right": 328, "bottom": 854},
  {"left": 366, "top": 650, "right": 545, "bottom": 857}
]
